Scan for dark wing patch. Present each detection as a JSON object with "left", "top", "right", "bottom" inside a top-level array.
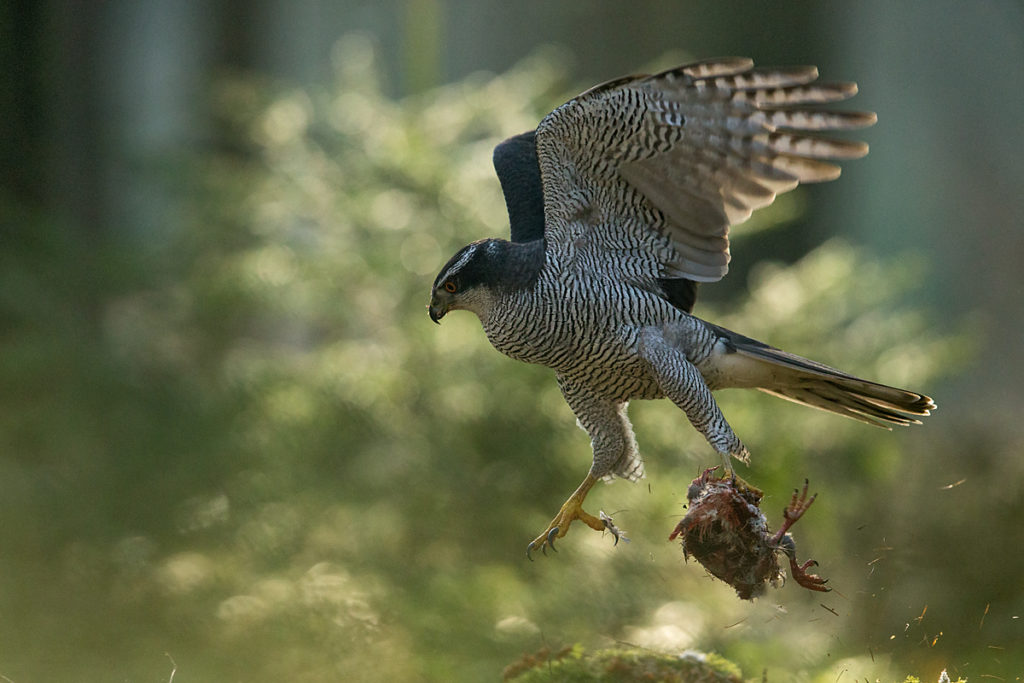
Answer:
[
  {"left": 493, "top": 131, "right": 546, "bottom": 244},
  {"left": 658, "top": 277, "right": 700, "bottom": 314}
]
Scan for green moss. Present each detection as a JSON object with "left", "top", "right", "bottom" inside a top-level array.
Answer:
[{"left": 503, "top": 645, "right": 742, "bottom": 682}]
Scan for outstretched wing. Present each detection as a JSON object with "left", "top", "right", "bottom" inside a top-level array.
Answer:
[{"left": 533, "top": 57, "right": 876, "bottom": 289}]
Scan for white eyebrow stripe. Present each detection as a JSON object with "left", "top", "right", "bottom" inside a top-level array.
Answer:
[{"left": 443, "top": 244, "right": 479, "bottom": 278}]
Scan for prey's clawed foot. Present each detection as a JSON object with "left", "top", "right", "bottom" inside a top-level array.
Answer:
[
  {"left": 773, "top": 479, "right": 816, "bottom": 542},
  {"left": 772, "top": 479, "right": 830, "bottom": 592},
  {"left": 789, "top": 557, "right": 830, "bottom": 592}
]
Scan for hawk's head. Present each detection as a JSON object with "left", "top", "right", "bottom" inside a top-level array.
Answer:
[{"left": 428, "top": 239, "right": 501, "bottom": 323}]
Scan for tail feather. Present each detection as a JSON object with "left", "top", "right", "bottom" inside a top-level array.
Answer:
[
  {"left": 759, "top": 384, "right": 928, "bottom": 429},
  {"left": 706, "top": 322, "right": 936, "bottom": 428}
]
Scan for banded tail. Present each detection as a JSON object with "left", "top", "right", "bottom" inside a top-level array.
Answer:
[{"left": 706, "top": 323, "right": 935, "bottom": 428}]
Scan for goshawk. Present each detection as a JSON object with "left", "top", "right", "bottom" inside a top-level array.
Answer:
[{"left": 427, "top": 58, "right": 935, "bottom": 557}]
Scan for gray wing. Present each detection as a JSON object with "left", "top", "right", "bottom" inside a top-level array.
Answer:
[{"left": 534, "top": 57, "right": 876, "bottom": 283}]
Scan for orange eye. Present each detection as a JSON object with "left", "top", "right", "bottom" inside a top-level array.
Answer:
[{"left": 444, "top": 281, "right": 457, "bottom": 293}]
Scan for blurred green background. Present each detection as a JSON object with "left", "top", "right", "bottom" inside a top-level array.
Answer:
[{"left": 2, "top": 2, "right": 1023, "bottom": 681}]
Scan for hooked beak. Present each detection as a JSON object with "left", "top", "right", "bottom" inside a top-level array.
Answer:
[{"left": 427, "top": 295, "right": 448, "bottom": 324}]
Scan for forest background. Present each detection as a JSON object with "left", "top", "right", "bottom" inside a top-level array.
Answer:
[{"left": 2, "top": 2, "right": 1023, "bottom": 681}]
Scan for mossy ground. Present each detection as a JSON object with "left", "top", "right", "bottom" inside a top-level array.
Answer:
[
  {"left": 503, "top": 646, "right": 968, "bottom": 683},
  {"left": 503, "top": 645, "right": 742, "bottom": 682}
]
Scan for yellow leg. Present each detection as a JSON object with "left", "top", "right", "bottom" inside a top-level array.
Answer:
[
  {"left": 527, "top": 473, "right": 608, "bottom": 559},
  {"left": 718, "top": 451, "right": 735, "bottom": 477}
]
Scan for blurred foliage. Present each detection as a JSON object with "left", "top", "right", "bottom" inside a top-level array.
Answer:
[{"left": 1, "top": 36, "right": 1020, "bottom": 682}]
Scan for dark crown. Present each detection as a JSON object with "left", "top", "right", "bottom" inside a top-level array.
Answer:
[
  {"left": 433, "top": 240, "right": 499, "bottom": 291},
  {"left": 433, "top": 238, "right": 544, "bottom": 293}
]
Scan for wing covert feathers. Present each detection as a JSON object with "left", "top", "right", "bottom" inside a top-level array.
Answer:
[{"left": 535, "top": 57, "right": 877, "bottom": 284}]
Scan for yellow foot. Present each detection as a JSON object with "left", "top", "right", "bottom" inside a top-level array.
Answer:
[{"left": 526, "top": 474, "right": 623, "bottom": 560}]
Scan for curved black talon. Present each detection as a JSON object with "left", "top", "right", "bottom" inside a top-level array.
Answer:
[
  {"left": 546, "top": 527, "right": 559, "bottom": 552},
  {"left": 526, "top": 527, "right": 561, "bottom": 561},
  {"left": 599, "top": 511, "right": 626, "bottom": 546}
]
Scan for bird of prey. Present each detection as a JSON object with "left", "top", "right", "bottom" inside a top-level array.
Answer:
[{"left": 427, "top": 58, "right": 935, "bottom": 558}]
